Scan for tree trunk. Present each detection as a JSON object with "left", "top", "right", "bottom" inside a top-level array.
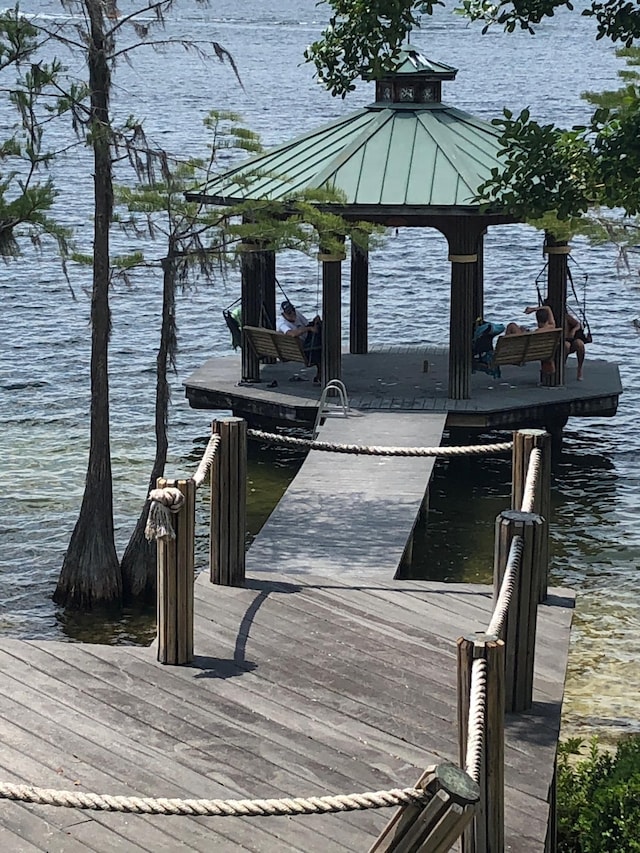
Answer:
[
  {"left": 54, "top": 0, "right": 121, "bottom": 609},
  {"left": 120, "top": 254, "right": 175, "bottom": 603}
]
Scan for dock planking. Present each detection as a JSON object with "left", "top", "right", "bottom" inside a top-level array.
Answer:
[
  {"left": 247, "top": 411, "right": 447, "bottom": 579},
  {"left": 0, "top": 572, "right": 573, "bottom": 852},
  {"left": 184, "top": 346, "right": 621, "bottom": 430},
  {"left": 0, "top": 413, "right": 574, "bottom": 850}
]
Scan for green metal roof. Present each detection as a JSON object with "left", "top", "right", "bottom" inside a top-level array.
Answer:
[
  {"left": 188, "top": 50, "right": 505, "bottom": 214},
  {"left": 190, "top": 104, "right": 503, "bottom": 210},
  {"left": 388, "top": 49, "right": 457, "bottom": 78}
]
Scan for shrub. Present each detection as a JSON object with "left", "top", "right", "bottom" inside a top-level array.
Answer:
[{"left": 557, "top": 734, "right": 640, "bottom": 852}]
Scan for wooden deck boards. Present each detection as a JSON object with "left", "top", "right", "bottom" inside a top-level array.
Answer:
[
  {"left": 184, "top": 347, "right": 621, "bottom": 429},
  {"left": 0, "top": 576, "right": 574, "bottom": 851},
  {"left": 246, "top": 411, "right": 447, "bottom": 579},
  {"left": 0, "top": 411, "right": 574, "bottom": 851}
]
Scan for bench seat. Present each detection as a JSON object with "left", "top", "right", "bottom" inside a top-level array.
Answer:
[
  {"left": 493, "top": 328, "right": 562, "bottom": 366},
  {"left": 242, "top": 325, "right": 308, "bottom": 365},
  {"left": 474, "top": 328, "right": 563, "bottom": 379}
]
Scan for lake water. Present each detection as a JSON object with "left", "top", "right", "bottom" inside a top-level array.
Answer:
[{"left": 2, "top": 0, "right": 639, "bottom": 744}]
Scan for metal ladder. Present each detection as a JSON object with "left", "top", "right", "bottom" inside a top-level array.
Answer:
[{"left": 312, "top": 379, "right": 361, "bottom": 439}]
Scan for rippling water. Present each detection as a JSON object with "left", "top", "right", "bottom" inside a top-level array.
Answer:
[{"left": 2, "top": 0, "right": 639, "bottom": 742}]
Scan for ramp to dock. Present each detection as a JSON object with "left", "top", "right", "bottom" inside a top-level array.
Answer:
[{"left": 247, "top": 411, "right": 447, "bottom": 578}]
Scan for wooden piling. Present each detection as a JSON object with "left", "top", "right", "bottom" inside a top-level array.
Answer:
[
  {"left": 494, "top": 510, "right": 544, "bottom": 712},
  {"left": 210, "top": 417, "right": 247, "bottom": 586},
  {"left": 457, "top": 635, "right": 505, "bottom": 853},
  {"left": 457, "top": 636, "right": 477, "bottom": 853},
  {"left": 485, "top": 638, "right": 505, "bottom": 853},
  {"left": 369, "top": 762, "right": 479, "bottom": 853},
  {"left": 511, "top": 429, "right": 552, "bottom": 601},
  {"left": 156, "top": 477, "right": 195, "bottom": 665}
]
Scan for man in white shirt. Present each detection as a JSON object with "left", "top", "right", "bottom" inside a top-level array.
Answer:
[{"left": 276, "top": 300, "right": 322, "bottom": 382}]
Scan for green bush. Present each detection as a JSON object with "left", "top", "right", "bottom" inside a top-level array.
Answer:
[{"left": 557, "top": 734, "right": 640, "bottom": 853}]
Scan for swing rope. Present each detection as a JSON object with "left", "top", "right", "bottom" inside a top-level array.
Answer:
[{"left": 533, "top": 257, "right": 592, "bottom": 340}]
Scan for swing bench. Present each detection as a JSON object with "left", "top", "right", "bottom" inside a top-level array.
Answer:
[
  {"left": 242, "top": 325, "right": 312, "bottom": 366},
  {"left": 477, "top": 327, "right": 563, "bottom": 379}
]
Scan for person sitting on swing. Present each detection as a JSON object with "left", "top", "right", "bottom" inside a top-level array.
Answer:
[
  {"left": 276, "top": 300, "right": 322, "bottom": 382},
  {"left": 526, "top": 302, "right": 587, "bottom": 381},
  {"left": 507, "top": 303, "right": 586, "bottom": 381},
  {"left": 563, "top": 310, "right": 587, "bottom": 381}
]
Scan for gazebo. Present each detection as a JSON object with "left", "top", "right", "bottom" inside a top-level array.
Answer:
[{"left": 186, "top": 48, "right": 573, "bottom": 399}]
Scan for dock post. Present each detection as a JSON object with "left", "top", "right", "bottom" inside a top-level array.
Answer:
[
  {"left": 369, "top": 762, "right": 479, "bottom": 853},
  {"left": 511, "top": 429, "right": 552, "bottom": 601},
  {"left": 210, "top": 417, "right": 247, "bottom": 586},
  {"left": 494, "top": 510, "right": 544, "bottom": 712},
  {"left": 350, "top": 237, "right": 369, "bottom": 354},
  {"left": 457, "top": 635, "right": 505, "bottom": 853},
  {"left": 156, "top": 477, "right": 195, "bottom": 665}
]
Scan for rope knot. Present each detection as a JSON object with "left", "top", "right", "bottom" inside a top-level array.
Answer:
[{"left": 145, "top": 487, "right": 185, "bottom": 542}]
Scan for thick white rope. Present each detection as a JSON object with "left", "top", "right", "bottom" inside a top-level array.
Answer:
[
  {"left": 487, "top": 535, "right": 523, "bottom": 639},
  {"left": 192, "top": 433, "right": 222, "bottom": 488},
  {"left": 248, "top": 429, "right": 512, "bottom": 458},
  {"left": 144, "top": 434, "right": 221, "bottom": 542},
  {"left": 0, "top": 782, "right": 428, "bottom": 816},
  {"left": 144, "top": 487, "right": 185, "bottom": 542},
  {"left": 465, "top": 658, "right": 488, "bottom": 785},
  {"left": 520, "top": 448, "right": 541, "bottom": 513}
]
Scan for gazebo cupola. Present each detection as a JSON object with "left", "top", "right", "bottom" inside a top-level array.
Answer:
[{"left": 374, "top": 49, "right": 458, "bottom": 106}]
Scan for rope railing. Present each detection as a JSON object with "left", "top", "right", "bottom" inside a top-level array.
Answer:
[
  {"left": 192, "top": 433, "right": 222, "bottom": 488},
  {"left": 519, "top": 447, "right": 541, "bottom": 513},
  {"left": 464, "top": 658, "right": 488, "bottom": 784},
  {"left": 0, "top": 781, "right": 429, "bottom": 817},
  {"left": 458, "top": 430, "right": 551, "bottom": 852},
  {"left": 145, "top": 433, "right": 222, "bottom": 543},
  {"left": 248, "top": 429, "right": 512, "bottom": 458},
  {"left": 132, "top": 421, "right": 554, "bottom": 850},
  {"left": 486, "top": 535, "right": 523, "bottom": 640}
]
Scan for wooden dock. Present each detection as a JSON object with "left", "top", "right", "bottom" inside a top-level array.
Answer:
[
  {"left": 247, "top": 411, "right": 447, "bottom": 578},
  {"left": 0, "top": 422, "right": 574, "bottom": 851},
  {"left": 184, "top": 346, "right": 621, "bottom": 431},
  {"left": 0, "top": 575, "right": 573, "bottom": 852}
]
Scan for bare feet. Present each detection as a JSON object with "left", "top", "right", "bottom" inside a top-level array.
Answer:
[{"left": 577, "top": 368, "right": 583, "bottom": 381}]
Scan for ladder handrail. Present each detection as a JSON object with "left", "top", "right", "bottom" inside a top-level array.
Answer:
[{"left": 313, "top": 379, "right": 350, "bottom": 438}]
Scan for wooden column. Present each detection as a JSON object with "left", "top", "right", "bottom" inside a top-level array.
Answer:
[
  {"left": 370, "top": 762, "right": 479, "bottom": 852},
  {"left": 157, "top": 477, "right": 195, "bottom": 665},
  {"left": 350, "top": 237, "right": 368, "bottom": 354},
  {"left": 258, "top": 248, "right": 276, "bottom": 329},
  {"left": 240, "top": 242, "right": 262, "bottom": 382},
  {"left": 457, "top": 634, "right": 505, "bottom": 853},
  {"left": 448, "top": 254, "right": 475, "bottom": 399},
  {"left": 494, "top": 510, "right": 544, "bottom": 712},
  {"left": 473, "top": 230, "right": 486, "bottom": 324},
  {"left": 210, "top": 417, "right": 247, "bottom": 586},
  {"left": 511, "top": 429, "right": 552, "bottom": 602},
  {"left": 320, "top": 246, "right": 344, "bottom": 386},
  {"left": 543, "top": 234, "right": 570, "bottom": 387}
]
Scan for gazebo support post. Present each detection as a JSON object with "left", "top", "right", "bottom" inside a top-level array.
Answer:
[
  {"left": 473, "top": 230, "right": 486, "bottom": 323},
  {"left": 320, "top": 244, "right": 345, "bottom": 385},
  {"left": 350, "top": 237, "right": 368, "bottom": 354},
  {"left": 543, "top": 233, "right": 569, "bottom": 388},
  {"left": 240, "top": 240, "right": 263, "bottom": 382},
  {"left": 444, "top": 221, "right": 485, "bottom": 400},
  {"left": 449, "top": 261, "right": 474, "bottom": 400},
  {"left": 260, "top": 249, "right": 276, "bottom": 329}
]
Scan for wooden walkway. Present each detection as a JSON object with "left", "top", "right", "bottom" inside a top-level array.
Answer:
[
  {"left": 0, "top": 415, "right": 575, "bottom": 852},
  {"left": 0, "top": 576, "right": 573, "bottom": 852},
  {"left": 247, "top": 411, "right": 447, "bottom": 578}
]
